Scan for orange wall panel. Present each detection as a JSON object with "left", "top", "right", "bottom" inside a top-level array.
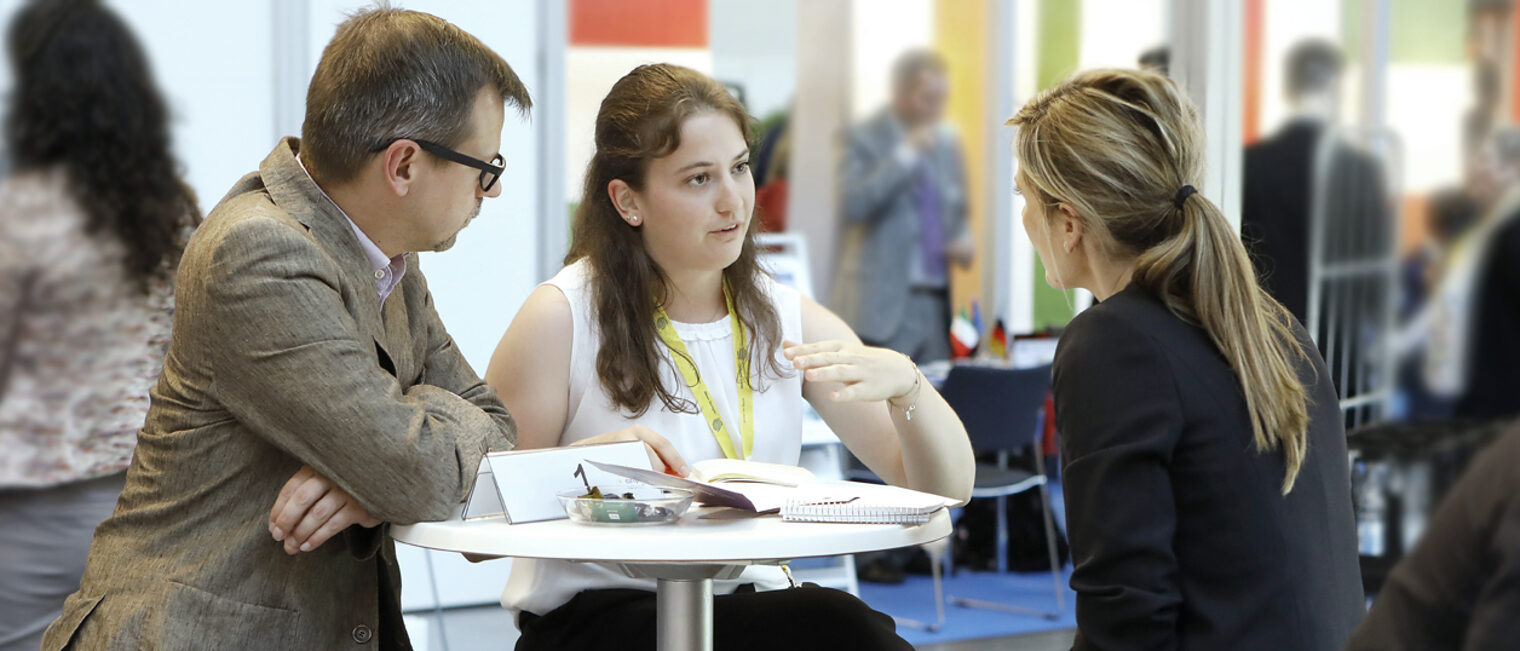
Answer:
[{"left": 570, "top": 0, "right": 708, "bottom": 48}]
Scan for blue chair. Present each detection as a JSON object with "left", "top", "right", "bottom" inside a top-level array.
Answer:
[{"left": 940, "top": 364, "right": 1066, "bottom": 620}]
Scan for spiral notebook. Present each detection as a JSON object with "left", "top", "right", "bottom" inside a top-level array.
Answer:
[{"left": 780, "top": 480, "right": 958, "bottom": 524}]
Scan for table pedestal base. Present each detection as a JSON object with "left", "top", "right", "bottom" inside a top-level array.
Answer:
[
  {"left": 657, "top": 577, "right": 713, "bottom": 651},
  {"left": 619, "top": 563, "right": 745, "bottom": 651}
]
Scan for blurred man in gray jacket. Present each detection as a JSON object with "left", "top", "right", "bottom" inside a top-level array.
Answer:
[{"left": 835, "top": 50, "right": 971, "bottom": 364}]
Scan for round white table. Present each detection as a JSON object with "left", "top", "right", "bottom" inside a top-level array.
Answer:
[{"left": 393, "top": 506, "right": 951, "bottom": 651}]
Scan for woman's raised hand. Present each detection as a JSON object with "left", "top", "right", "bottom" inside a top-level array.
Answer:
[{"left": 784, "top": 339, "right": 918, "bottom": 404}]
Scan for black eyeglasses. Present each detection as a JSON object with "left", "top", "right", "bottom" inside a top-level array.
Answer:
[{"left": 371, "top": 138, "right": 504, "bottom": 192}]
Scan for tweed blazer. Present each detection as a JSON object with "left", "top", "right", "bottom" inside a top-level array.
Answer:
[
  {"left": 832, "top": 109, "right": 967, "bottom": 344},
  {"left": 41, "top": 138, "right": 517, "bottom": 651}
]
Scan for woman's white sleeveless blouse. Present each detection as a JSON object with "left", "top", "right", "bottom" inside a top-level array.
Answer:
[{"left": 500, "top": 259, "right": 805, "bottom": 618}]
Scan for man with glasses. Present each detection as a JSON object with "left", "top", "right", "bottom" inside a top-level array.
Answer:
[{"left": 44, "top": 9, "right": 526, "bottom": 649}]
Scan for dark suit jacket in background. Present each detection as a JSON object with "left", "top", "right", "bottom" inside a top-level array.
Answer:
[
  {"left": 1242, "top": 119, "right": 1389, "bottom": 325},
  {"left": 1456, "top": 214, "right": 1520, "bottom": 421},
  {"left": 1344, "top": 421, "right": 1520, "bottom": 650},
  {"left": 833, "top": 109, "right": 967, "bottom": 344},
  {"left": 41, "top": 138, "right": 517, "bottom": 650},
  {"left": 1052, "top": 285, "right": 1363, "bottom": 650}
]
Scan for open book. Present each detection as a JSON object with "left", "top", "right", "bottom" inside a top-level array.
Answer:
[
  {"left": 587, "top": 459, "right": 958, "bottom": 524},
  {"left": 686, "top": 458, "right": 818, "bottom": 486}
]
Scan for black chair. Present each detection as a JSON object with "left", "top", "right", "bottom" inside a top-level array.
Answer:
[{"left": 940, "top": 364, "right": 1065, "bottom": 620}]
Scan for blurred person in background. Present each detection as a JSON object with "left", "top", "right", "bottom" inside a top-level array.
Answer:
[
  {"left": 1394, "top": 188, "right": 1479, "bottom": 421},
  {"left": 1242, "top": 38, "right": 1390, "bottom": 326},
  {"left": 1463, "top": 60, "right": 1500, "bottom": 183},
  {"left": 834, "top": 49, "right": 972, "bottom": 365},
  {"left": 1416, "top": 126, "right": 1520, "bottom": 422},
  {"left": 1452, "top": 126, "right": 1520, "bottom": 421},
  {"left": 833, "top": 49, "right": 973, "bottom": 583},
  {"left": 1345, "top": 420, "right": 1520, "bottom": 649},
  {"left": 1402, "top": 189, "right": 1480, "bottom": 320},
  {"left": 0, "top": 1, "right": 199, "bottom": 649},
  {"left": 1011, "top": 68, "right": 1363, "bottom": 650}
]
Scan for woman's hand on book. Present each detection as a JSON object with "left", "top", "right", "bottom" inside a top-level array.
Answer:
[
  {"left": 573, "top": 425, "right": 691, "bottom": 477},
  {"left": 784, "top": 339, "right": 917, "bottom": 403}
]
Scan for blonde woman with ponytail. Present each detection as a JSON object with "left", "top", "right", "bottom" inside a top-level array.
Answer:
[{"left": 1011, "top": 68, "right": 1363, "bottom": 650}]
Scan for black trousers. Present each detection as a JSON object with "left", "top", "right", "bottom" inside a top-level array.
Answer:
[{"left": 515, "top": 584, "right": 911, "bottom": 650}]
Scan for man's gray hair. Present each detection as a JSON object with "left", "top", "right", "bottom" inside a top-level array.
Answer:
[{"left": 891, "top": 49, "right": 948, "bottom": 94}]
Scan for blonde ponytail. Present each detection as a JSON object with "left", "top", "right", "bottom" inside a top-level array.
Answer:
[{"left": 1010, "top": 68, "right": 1311, "bottom": 493}]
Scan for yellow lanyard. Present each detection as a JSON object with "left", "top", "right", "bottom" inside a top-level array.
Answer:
[{"left": 653, "top": 286, "right": 753, "bottom": 460}]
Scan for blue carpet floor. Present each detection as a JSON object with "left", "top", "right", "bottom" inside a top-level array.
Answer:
[
  {"left": 861, "top": 564, "right": 1077, "bottom": 646},
  {"left": 858, "top": 482, "right": 1076, "bottom": 646}
]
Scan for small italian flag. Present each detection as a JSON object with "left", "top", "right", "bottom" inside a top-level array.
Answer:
[{"left": 950, "top": 307, "right": 979, "bottom": 359}]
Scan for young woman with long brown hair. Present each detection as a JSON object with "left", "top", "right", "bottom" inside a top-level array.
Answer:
[
  {"left": 485, "top": 63, "right": 973, "bottom": 650},
  {"left": 1010, "top": 68, "right": 1364, "bottom": 649}
]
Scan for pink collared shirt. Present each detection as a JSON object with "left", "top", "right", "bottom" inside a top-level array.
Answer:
[{"left": 294, "top": 156, "right": 407, "bottom": 304}]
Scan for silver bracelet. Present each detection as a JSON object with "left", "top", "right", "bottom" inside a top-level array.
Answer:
[{"left": 890, "top": 353, "right": 922, "bottom": 421}]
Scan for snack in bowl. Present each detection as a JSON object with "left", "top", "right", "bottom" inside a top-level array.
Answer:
[
  {"left": 556, "top": 487, "right": 694, "bottom": 525},
  {"left": 561, "top": 462, "right": 693, "bottom": 524}
]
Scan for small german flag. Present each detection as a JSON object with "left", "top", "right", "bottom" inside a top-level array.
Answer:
[{"left": 987, "top": 318, "right": 1009, "bottom": 359}]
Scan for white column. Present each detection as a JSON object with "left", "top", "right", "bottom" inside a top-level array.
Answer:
[
  {"left": 988, "top": 0, "right": 1021, "bottom": 332},
  {"left": 271, "top": 0, "right": 309, "bottom": 141},
  {"left": 536, "top": 0, "right": 569, "bottom": 282},
  {"left": 1357, "top": 0, "right": 1390, "bottom": 130},
  {"left": 1169, "top": 0, "right": 1245, "bottom": 231},
  {"left": 789, "top": 0, "right": 853, "bottom": 301}
]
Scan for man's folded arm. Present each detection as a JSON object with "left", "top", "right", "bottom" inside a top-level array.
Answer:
[{"left": 204, "top": 220, "right": 500, "bottom": 524}]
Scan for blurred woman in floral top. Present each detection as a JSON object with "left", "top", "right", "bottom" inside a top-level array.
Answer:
[{"left": 0, "top": 2, "right": 198, "bottom": 649}]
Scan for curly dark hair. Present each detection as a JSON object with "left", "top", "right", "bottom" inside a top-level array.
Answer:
[{"left": 5, "top": 0, "right": 198, "bottom": 290}]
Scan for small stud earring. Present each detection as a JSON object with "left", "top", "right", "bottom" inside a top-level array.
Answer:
[{"left": 630, "top": 215, "right": 640, "bottom": 225}]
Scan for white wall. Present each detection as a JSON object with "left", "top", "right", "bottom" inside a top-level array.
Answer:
[
  {"left": 1078, "top": 0, "right": 1165, "bottom": 70},
  {"left": 1386, "top": 64, "right": 1466, "bottom": 193},
  {"left": 709, "top": 0, "right": 797, "bottom": 119},
  {"left": 849, "top": 0, "right": 933, "bottom": 119},
  {"left": 120, "top": 3, "right": 279, "bottom": 214}
]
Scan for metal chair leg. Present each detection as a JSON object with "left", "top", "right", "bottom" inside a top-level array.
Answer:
[
  {"left": 1033, "top": 449, "right": 1066, "bottom": 614},
  {"left": 947, "top": 596, "right": 1061, "bottom": 621},
  {"left": 995, "top": 493, "right": 1008, "bottom": 575},
  {"left": 890, "top": 540, "right": 948, "bottom": 632},
  {"left": 947, "top": 410, "right": 1064, "bottom": 622}
]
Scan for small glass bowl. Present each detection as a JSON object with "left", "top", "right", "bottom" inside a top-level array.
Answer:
[{"left": 556, "top": 487, "right": 695, "bottom": 526}]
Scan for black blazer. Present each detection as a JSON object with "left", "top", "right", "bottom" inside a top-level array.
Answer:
[
  {"left": 1457, "top": 214, "right": 1520, "bottom": 421},
  {"left": 1242, "top": 120, "right": 1318, "bottom": 323},
  {"left": 1052, "top": 285, "right": 1363, "bottom": 651}
]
